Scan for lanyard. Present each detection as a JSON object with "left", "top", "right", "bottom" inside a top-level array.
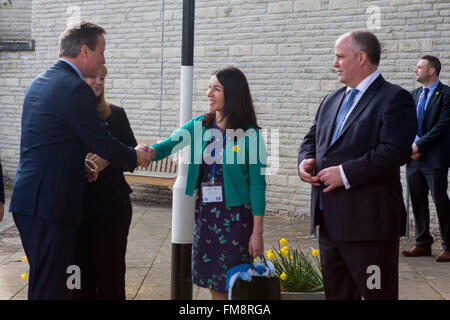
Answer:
[{"left": 211, "top": 119, "right": 226, "bottom": 184}]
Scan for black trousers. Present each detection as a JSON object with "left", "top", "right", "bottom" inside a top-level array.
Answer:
[
  {"left": 13, "top": 213, "right": 78, "bottom": 300},
  {"left": 406, "top": 160, "right": 450, "bottom": 251},
  {"left": 75, "top": 196, "right": 132, "bottom": 300},
  {"left": 318, "top": 218, "right": 399, "bottom": 300}
]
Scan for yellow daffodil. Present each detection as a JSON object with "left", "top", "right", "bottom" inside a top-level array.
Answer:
[
  {"left": 269, "top": 240, "right": 324, "bottom": 292},
  {"left": 21, "top": 272, "right": 28, "bottom": 280},
  {"left": 232, "top": 145, "right": 240, "bottom": 152},
  {"left": 280, "top": 246, "right": 289, "bottom": 256},
  {"left": 267, "top": 252, "right": 275, "bottom": 261},
  {"left": 22, "top": 256, "right": 28, "bottom": 262}
]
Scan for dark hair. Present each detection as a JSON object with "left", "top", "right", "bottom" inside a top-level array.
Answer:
[
  {"left": 203, "top": 66, "right": 260, "bottom": 130},
  {"left": 350, "top": 30, "right": 381, "bottom": 66},
  {"left": 421, "top": 55, "right": 441, "bottom": 76},
  {"left": 59, "top": 21, "right": 106, "bottom": 58}
]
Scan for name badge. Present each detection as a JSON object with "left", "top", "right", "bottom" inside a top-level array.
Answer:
[{"left": 201, "top": 182, "right": 223, "bottom": 203}]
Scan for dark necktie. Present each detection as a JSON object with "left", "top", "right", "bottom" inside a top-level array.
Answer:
[
  {"left": 330, "top": 88, "right": 359, "bottom": 145},
  {"left": 416, "top": 87, "right": 429, "bottom": 138}
]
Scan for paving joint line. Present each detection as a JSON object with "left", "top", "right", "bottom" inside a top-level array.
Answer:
[
  {"left": 407, "top": 259, "right": 445, "bottom": 300},
  {"left": 130, "top": 209, "right": 171, "bottom": 300}
]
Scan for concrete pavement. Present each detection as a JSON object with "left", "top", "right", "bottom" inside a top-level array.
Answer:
[{"left": 0, "top": 189, "right": 449, "bottom": 300}]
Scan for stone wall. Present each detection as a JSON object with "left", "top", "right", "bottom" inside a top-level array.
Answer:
[
  {"left": 0, "top": 0, "right": 31, "bottom": 41},
  {"left": 0, "top": 0, "right": 449, "bottom": 218}
]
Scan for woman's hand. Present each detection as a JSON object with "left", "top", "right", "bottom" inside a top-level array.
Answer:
[
  {"left": 84, "top": 157, "right": 98, "bottom": 182},
  {"left": 249, "top": 231, "right": 264, "bottom": 258},
  {"left": 248, "top": 215, "right": 264, "bottom": 258}
]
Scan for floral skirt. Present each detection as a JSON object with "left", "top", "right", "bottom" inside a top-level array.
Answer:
[{"left": 192, "top": 187, "right": 253, "bottom": 293}]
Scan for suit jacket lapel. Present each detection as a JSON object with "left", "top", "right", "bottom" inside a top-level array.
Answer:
[
  {"left": 327, "top": 75, "right": 385, "bottom": 150},
  {"left": 413, "top": 87, "right": 421, "bottom": 105},
  {"left": 324, "top": 89, "right": 347, "bottom": 149}
]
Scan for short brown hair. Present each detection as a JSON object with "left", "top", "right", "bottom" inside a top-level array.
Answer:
[
  {"left": 421, "top": 55, "right": 441, "bottom": 76},
  {"left": 59, "top": 21, "right": 106, "bottom": 58},
  {"left": 350, "top": 30, "right": 381, "bottom": 66}
]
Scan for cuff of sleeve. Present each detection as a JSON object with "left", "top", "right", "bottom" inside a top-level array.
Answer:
[
  {"left": 251, "top": 204, "right": 265, "bottom": 216},
  {"left": 339, "top": 164, "right": 351, "bottom": 190}
]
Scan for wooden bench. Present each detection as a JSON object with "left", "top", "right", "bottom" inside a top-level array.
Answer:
[{"left": 124, "top": 139, "right": 178, "bottom": 190}]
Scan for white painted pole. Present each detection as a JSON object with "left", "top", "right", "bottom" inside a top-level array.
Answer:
[
  {"left": 171, "top": 0, "right": 195, "bottom": 300},
  {"left": 171, "top": 66, "right": 195, "bottom": 244}
]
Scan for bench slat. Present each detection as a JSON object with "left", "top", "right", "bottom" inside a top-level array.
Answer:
[{"left": 123, "top": 139, "right": 178, "bottom": 190}]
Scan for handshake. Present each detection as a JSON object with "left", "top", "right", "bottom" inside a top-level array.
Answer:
[
  {"left": 84, "top": 144, "right": 156, "bottom": 182},
  {"left": 135, "top": 143, "right": 156, "bottom": 168}
]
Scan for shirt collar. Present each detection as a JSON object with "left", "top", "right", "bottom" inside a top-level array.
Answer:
[
  {"left": 59, "top": 58, "right": 83, "bottom": 79},
  {"left": 423, "top": 79, "right": 439, "bottom": 93},
  {"left": 346, "top": 70, "right": 380, "bottom": 95}
]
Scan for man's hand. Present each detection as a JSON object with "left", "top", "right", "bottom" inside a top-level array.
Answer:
[
  {"left": 0, "top": 202, "right": 4, "bottom": 223},
  {"left": 85, "top": 158, "right": 98, "bottom": 182},
  {"left": 135, "top": 144, "right": 155, "bottom": 168},
  {"left": 86, "top": 153, "right": 110, "bottom": 172},
  {"left": 410, "top": 142, "right": 422, "bottom": 160},
  {"left": 317, "top": 166, "right": 344, "bottom": 193},
  {"left": 298, "top": 158, "right": 320, "bottom": 186}
]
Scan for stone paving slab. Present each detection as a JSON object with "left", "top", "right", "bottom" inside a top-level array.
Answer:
[{"left": 0, "top": 199, "right": 449, "bottom": 300}]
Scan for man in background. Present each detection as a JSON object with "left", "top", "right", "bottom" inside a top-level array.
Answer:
[{"left": 402, "top": 55, "right": 450, "bottom": 262}]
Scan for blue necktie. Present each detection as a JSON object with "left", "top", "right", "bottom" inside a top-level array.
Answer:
[
  {"left": 416, "top": 87, "right": 429, "bottom": 138},
  {"left": 320, "top": 88, "right": 358, "bottom": 211},
  {"left": 330, "top": 88, "right": 359, "bottom": 145}
]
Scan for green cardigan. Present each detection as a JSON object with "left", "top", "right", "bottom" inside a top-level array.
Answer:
[{"left": 151, "top": 115, "right": 267, "bottom": 215}]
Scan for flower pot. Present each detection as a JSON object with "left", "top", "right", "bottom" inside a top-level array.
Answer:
[{"left": 280, "top": 291, "right": 325, "bottom": 300}]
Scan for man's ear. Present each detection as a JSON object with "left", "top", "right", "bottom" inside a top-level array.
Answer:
[
  {"left": 79, "top": 44, "right": 89, "bottom": 59},
  {"left": 358, "top": 50, "right": 368, "bottom": 66},
  {"left": 428, "top": 67, "right": 436, "bottom": 77}
]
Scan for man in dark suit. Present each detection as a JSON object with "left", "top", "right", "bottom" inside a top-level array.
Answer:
[
  {"left": 9, "top": 22, "right": 152, "bottom": 299},
  {"left": 298, "top": 31, "right": 417, "bottom": 299},
  {"left": 402, "top": 56, "right": 450, "bottom": 262}
]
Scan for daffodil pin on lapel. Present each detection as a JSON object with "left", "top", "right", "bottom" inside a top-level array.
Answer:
[{"left": 232, "top": 145, "right": 240, "bottom": 152}]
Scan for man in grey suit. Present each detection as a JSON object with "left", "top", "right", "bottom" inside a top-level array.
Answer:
[
  {"left": 298, "top": 31, "right": 417, "bottom": 299},
  {"left": 402, "top": 55, "right": 450, "bottom": 262}
]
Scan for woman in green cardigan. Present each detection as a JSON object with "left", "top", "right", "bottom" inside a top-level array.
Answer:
[{"left": 149, "top": 66, "right": 267, "bottom": 300}]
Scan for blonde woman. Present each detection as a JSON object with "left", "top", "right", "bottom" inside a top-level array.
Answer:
[{"left": 77, "top": 64, "right": 137, "bottom": 300}]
